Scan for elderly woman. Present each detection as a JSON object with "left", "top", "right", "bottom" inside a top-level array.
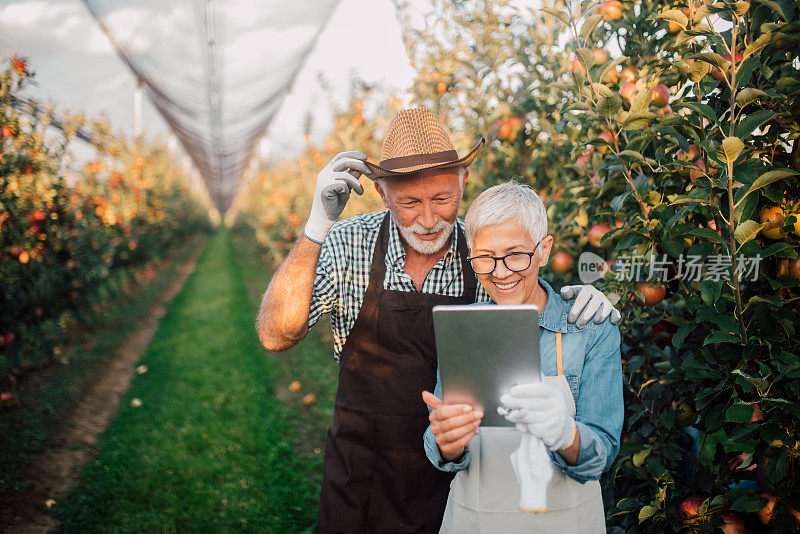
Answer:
[{"left": 421, "top": 182, "right": 623, "bottom": 533}]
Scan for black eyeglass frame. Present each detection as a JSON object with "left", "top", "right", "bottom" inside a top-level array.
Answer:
[{"left": 466, "top": 240, "right": 543, "bottom": 275}]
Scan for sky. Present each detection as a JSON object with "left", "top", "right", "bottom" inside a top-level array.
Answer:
[{"left": 0, "top": 0, "right": 417, "bottom": 167}]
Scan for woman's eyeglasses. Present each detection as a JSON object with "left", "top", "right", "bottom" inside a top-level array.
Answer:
[{"left": 467, "top": 241, "right": 542, "bottom": 275}]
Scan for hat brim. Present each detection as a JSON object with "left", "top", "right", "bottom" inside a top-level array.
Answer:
[{"left": 364, "top": 137, "right": 485, "bottom": 180}]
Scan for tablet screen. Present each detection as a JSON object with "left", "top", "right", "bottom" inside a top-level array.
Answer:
[{"left": 432, "top": 304, "right": 541, "bottom": 427}]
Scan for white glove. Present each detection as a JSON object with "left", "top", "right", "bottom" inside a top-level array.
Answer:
[
  {"left": 561, "top": 285, "right": 622, "bottom": 328},
  {"left": 510, "top": 432, "right": 553, "bottom": 512},
  {"left": 303, "top": 151, "right": 370, "bottom": 244},
  {"left": 499, "top": 382, "right": 576, "bottom": 452}
]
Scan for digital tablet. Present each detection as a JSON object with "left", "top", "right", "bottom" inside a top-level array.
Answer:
[{"left": 432, "top": 304, "right": 541, "bottom": 427}]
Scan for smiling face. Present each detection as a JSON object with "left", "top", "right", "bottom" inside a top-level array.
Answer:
[
  {"left": 471, "top": 220, "right": 553, "bottom": 305},
  {"left": 376, "top": 167, "right": 467, "bottom": 255}
]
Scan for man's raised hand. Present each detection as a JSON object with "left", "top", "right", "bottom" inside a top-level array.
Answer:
[{"left": 303, "top": 151, "right": 371, "bottom": 244}]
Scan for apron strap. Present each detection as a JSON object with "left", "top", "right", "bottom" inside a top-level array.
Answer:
[{"left": 556, "top": 332, "right": 564, "bottom": 376}]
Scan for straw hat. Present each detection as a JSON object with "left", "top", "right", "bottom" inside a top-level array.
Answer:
[{"left": 365, "top": 107, "right": 484, "bottom": 179}]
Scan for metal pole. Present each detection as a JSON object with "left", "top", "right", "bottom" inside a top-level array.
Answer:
[{"left": 134, "top": 79, "right": 142, "bottom": 138}]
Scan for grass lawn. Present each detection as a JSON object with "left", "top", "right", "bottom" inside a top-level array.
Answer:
[
  {"left": 56, "top": 225, "right": 337, "bottom": 532},
  {"left": 1, "top": 233, "right": 208, "bottom": 499}
]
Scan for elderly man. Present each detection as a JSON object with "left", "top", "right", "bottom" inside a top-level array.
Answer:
[{"left": 257, "top": 108, "right": 620, "bottom": 533}]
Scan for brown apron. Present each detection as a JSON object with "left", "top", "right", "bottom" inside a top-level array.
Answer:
[{"left": 317, "top": 212, "right": 477, "bottom": 533}]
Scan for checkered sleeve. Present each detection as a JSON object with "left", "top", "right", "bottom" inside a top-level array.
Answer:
[{"left": 308, "top": 242, "right": 337, "bottom": 328}]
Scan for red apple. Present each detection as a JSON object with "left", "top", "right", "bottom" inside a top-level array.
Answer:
[
  {"left": 551, "top": 251, "right": 574, "bottom": 274},
  {"left": 760, "top": 206, "right": 786, "bottom": 240},
  {"left": 689, "top": 159, "right": 707, "bottom": 184},
  {"left": 788, "top": 258, "right": 800, "bottom": 280},
  {"left": 302, "top": 393, "right": 317, "bottom": 406},
  {"left": 0, "top": 392, "right": 12, "bottom": 402},
  {"left": 576, "top": 153, "right": 591, "bottom": 170},
  {"left": 588, "top": 224, "right": 613, "bottom": 248},
  {"left": 570, "top": 56, "right": 586, "bottom": 74},
  {"left": 681, "top": 496, "right": 704, "bottom": 519},
  {"left": 597, "top": 130, "right": 617, "bottom": 153},
  {"left": 719, "top": 512, "right": 745, "bottom": 534},
  {"left": 620, "top": 80, "right": 636, "bottom": 101},
  {"left": 602, "top": 67, "right": 620, "bottom": 84},
  {"left": 5, "top": 333, "right": 15, "bottom": 344},
  {"left": 651, "top": 83, "right": 670, "bottom": 107},
  {"left": 592, "top": 48, "right": 610, "bottom": 65},
  {"left": 599, "top": 0, "right": 623, "bottom": 21},
  {"left": 619, "top": 66, "right": 638, "bottom": 84},
  {"left": 652, "top": 320, "right": 675, "bottom": 349},
  {"left": 288, "top": 381, "right": 301, "bottom": 393},
  {"left": 756, "top": 493, "right": 777, "bottom": 524},
  {"left": 636, "top": 282, "right": 666, "bottom": 306}
]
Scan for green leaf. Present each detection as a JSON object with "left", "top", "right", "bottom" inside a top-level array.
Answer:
[
  {"left": 717, "top": 136, "right": 745, "bottom": 164},
  {"left": 678, "top": 102, "right": 719, "bottom": 125},
  {"left": 735, "top": 58, "right": 758, "bottom": 88},
  {"left": 610, "top": 191, "right": 630, "bottom": 212},
  {"left": 704, "top": 331, "right": 741, "bottom": 345},
  {"left": 632, "top": 447, "right": 651, "bottom": 467},
  {"left": 735, "top": 168, "right": 799, "bottom": 207},
  {"left": 690, "top": 52, "right": 728, "bottom": 70},
  {"left": 576, "top": 47, "right": 596, "bottom": 69},
  {"left": 638, "top": 505, "right": 658, "bottom": 523},
  {"left": 734, "top": 220, "right": 765, "bottom": 245},
  {"left": 580, "top": 14, "right": 604, "bottom": 40},
  {"left": 618, "top": 150, "right": 648, "bottom": 163},
  {"left": 734, "top": 110, "right": 776, "bottom": 139},
  {"left": 765, "top": 449, "right": 789, "bottom": 482},
  {"left": 598, "top": 56, "right": 628, "bottom": 85},
  {"left": 753, "top": 0, "right": 791, "bottom": 20},
  {"left": 731, "top": 369, "right": 770, "bottom": 394},
  {"left": 688, "top": 227, "right": 727, "bottom": 245},
  {"left": 744, "top": 32, "right": 773, "bottom": 58},
  {"left": 725, "top": 404, "right": 754, "bottom": 422},
  {"left": 623, "top": 112, "right": 658, "bottom": 131},
  {"left": 657, "top": 9, "right": 688, "bottom": 28},
  {"left": 701, "top": 278, "right": 723, "bottom": 305},
  {"left": 731, "top": 494, "right": 768, "bottom": 512},
  {"left": 541, "top": 7, "right": 570, "bottom": 25},
  {"left": 591, "top": 83, "right": 615, "bottom": 97},
  {"left": 597, "top": 94, "right": 622, "bottom": 116},
  {"left": 735, "top": 88, "right": 768, "bottom": 108},
  {"left": 630, "top": 85, "right": 653, "bottom": 115},
  {"left": 673, "top": 323, "right": 697, "bottom": 348}
]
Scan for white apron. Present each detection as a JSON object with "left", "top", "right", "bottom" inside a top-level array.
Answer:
[{"left": 439, "top": 333, "right": 606, "bottom": 534}]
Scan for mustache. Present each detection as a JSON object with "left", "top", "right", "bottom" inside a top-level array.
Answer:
[{"left": 406, "top": 220, "right": 451, "bottom": 234}]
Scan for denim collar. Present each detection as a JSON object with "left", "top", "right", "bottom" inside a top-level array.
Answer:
[
  {"left": 386, "top": 212, "right": 457, "bottom": 270},
  {"left": 537, "top": 277, "right": 583, "bottom": 334}
]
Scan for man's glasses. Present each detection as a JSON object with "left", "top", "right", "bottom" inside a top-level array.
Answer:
[{"left": 467, "top": 241, "right": 542, "bottom": 275}]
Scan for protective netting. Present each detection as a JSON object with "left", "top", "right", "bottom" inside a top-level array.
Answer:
[{"left": 81, "top": 0, "right": 340, "bottom": 213}]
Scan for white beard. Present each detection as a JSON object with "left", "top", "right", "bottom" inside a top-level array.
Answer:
[{"left": 389, "top": 211, "right": 455, "bottom": 255}]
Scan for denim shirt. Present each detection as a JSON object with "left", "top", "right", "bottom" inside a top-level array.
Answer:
[{"left": 423, "top": 277, "right": 624, "bottom": 483}]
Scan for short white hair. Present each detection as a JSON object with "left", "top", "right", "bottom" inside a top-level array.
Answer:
[{"left": 465, "top": 181, "right": 548, "bottom": 246}]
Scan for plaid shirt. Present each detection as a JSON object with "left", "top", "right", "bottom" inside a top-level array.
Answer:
[{"left": 309, "top": 210, "right": 490, "bottom": 361}]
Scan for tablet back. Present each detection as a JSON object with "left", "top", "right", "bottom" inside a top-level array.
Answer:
[{"left": 432, "top": 304, "right": 541, "bottom": 427}]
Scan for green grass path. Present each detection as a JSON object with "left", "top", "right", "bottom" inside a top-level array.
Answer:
[{"left": 56, "top": 225, "right": 335, "bottom": 533}]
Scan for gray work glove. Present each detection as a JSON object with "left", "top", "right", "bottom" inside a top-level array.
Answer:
[
  {"left": 561, "top": 285, "right": 622, "bottom": 328},
  {"left": 303, "top": 151, "right": 370, "bottom": 244}
]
